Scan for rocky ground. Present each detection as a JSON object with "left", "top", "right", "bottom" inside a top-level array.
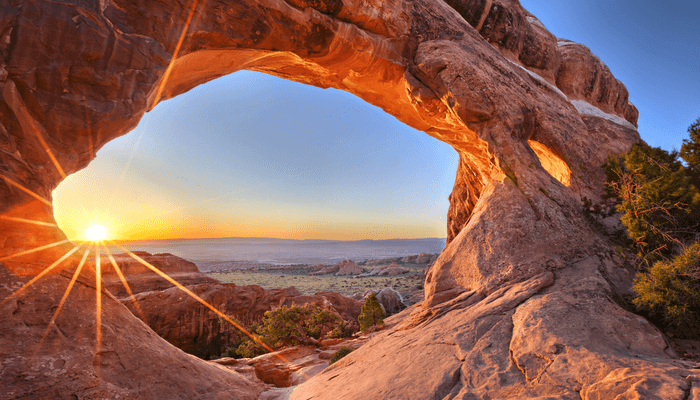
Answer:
[{"left": 207, "top": 254, "right": 438, "bottom": 305}]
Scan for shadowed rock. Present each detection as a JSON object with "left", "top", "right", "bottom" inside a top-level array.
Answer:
[{"left": 124, "top": 283, "right": 362, "bottom": 359}]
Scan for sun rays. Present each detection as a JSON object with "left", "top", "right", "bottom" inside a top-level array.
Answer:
[
  {"left": 1, "top": 235, "right": 295, "bottom": 373},
  {"left": 0, "top": 0, "right": 305, "bottom": 380},
  {"left": 1, "top": 175, "right": 53, "bottom": 207},
  {"left": 37, "top": 248, "right": 91, "bottom": 352},
  {"left": 108, "top": 241, "right": 281, "bottom": 356},
  {"left": 151, "top": 0, "right": 200, "bottom": 108}
]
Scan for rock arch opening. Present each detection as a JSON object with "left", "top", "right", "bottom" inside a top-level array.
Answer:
[
  {"left": 3, "top": 1, "right": 678, "bottom": 399},
  {"left": 527, "top": 139, "right": 572, "bottom": 187},
  {"left": 52, "top": 71, "right": 459, "bottom": 244}
]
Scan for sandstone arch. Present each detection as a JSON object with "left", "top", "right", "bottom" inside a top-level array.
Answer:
[{"left": 1, "top": 1, "right": 696, "bottom": 399}]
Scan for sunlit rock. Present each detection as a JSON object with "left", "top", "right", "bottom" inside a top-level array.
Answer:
[{"left": 1, "top": 0, "right": 693, "bottom": 399}]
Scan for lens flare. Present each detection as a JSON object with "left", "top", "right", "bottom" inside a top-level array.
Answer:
[{"left": 85, "top": 225, "right": 108, "bottom": 242}]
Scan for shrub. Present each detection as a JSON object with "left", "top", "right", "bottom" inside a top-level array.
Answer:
[
  {"left": 328, "top": 320, "right": 357, "bottom": 339},
  {"left": 226, "top": 303, "right": 345, "bottom": 358},
  {"left": 236, "top": 334, "right": 268, "bottom": 358},
  {"left": 358, "top": 293, "right": 385, "bottom": 332},
  {"left": 329, "top": 346, "right": 353, "bottom": 365},
  {"left": 257, "top": 303, "right": 341, "bottom": 348},
  {"left": 633, "top": 243, "right": 700, "bottom": 337},
  {"left": 603, "top": 143, "right": 700, "bottom": 264}
]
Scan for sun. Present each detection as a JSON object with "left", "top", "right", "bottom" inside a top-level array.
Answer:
[{"left": 85, "top": 224, "right": 108, "bottom": 242}]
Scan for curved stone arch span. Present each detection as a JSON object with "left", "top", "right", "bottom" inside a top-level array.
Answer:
[
  {"left": 3, "top": 2, "right": 686, "bottom": 400},
  {"left": 0, "top": 0, "right": 640, "bottom": 301}
]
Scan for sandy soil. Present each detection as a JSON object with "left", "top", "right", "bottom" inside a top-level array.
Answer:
[{"left": 208, "top": 262, "right": 429, "bottom": 305}]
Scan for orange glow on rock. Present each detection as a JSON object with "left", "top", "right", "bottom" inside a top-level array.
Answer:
[{"left": 528, "top": 140, "right": 572, "bottom": 187}]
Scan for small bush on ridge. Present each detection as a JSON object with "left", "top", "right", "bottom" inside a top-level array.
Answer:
[
  {"left": 329, "top": 346, "right": 353, "bottom": 364},
  {"left": 358, "top": 292, "right": 384, "bottom": 332}
]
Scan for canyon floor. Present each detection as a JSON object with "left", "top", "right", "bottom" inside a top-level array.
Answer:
[{"left": 208, "top": 257, "right": 434, "bottom": 305}]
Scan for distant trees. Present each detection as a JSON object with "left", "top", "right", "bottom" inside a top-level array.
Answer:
[{"left": 604, "top": 117, "right": 700, "bottom": 337}]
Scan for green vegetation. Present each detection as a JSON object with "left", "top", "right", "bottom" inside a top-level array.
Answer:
[
  {"left": 328, "top": 321, "right": 357, "bottom": 339},
  {"left": 358, "top": 292, "right": 385, "bottom": 332},
  {"left": 329, "top": 346, "right": 353, "bottom": 364},
  {"left": 603, "top": 138, "right": 700, "bottom": 264},
  {"left": 603, "top": 117, "right": 700, "bottom": 337},
  {"left": 225, "top": 303, "right": 346, "bottom": 358},
  {"left": 633, "top": 243, "right": 700, "bottom": 337}
]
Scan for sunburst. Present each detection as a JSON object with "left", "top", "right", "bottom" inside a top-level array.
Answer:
[
  {"left": 0, "top": 0, "right": 306, "bottom": 381},
  {"left": 85, "top": 224, "right": 108, "bottom": 242}
]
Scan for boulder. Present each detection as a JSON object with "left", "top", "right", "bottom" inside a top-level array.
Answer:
[
  {"left": 309, "top": 264, "right": 340, "bottom": 275},
  {"left": 415, "top": 253, "right": 432, "bottom": 264},
  {"left": 334, "top": 260, "right": 364, "bottom": 276},
  {"left": 374, "top": 287, "right": 407, "bottom": 315},
  {"left": 357, "top": 262, "right": 409, "bottom": 277},
  {"left": 377, "top": 264, "right": 410, "bottom": 276}
]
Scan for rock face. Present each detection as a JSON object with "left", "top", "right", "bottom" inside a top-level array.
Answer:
[
  {"left": 90, "top": 251, "right": 218, "bottom": 298},
  {"left": 0, "top": 264, "right": 264, "bottom": 399},
  {"left": 125, "top": 283, "right": 362, "bottom": 359},
  {"left": 2, "top": 0, "right": 693, "bottom": 399}
]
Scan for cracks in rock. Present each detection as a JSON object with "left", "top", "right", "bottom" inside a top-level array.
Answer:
[
  {"left": 434, "top": 358, "right": 462, "bottom": 400},
  {"left": 509, "top": 348, "right": 528, "bottom": 380}
]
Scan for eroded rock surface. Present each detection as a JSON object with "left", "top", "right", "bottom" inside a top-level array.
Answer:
[
  {"left": 91, "top": 251, "right": 218, "bottom": 297},
  {"left": 1, "top": 0, "right": 689, "bottom": 398},
  {"left": 125, "top": 283, "right": 362, "bottom": 359},
  {"left": 0, "top": 264, "right": 264, "bottom": 399}
]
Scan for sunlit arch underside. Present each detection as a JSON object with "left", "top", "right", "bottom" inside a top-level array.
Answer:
[
  {"left": 528, "top": 140, "right": 572, "bottom": 187},
  {"left": 0, "top": 216, "right": 57, "bottom": 227}
]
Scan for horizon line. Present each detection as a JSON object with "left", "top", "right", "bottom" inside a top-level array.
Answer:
[{"left": 71, "top": 235, "right": 448, "bottom": 243}]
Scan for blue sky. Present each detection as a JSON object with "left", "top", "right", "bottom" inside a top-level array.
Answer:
[
  {"left": 520, "top": 0, "right": 700, "bottom": 150},
  {"left": 53, "top": 1, "right": 700, "bottom": 241}
]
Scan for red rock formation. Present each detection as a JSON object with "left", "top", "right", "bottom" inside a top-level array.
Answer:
[
  {"left": 125, "top": 283, "right": 362, "bottom": 359},
  {"left": 334, "top": 259, "right": 363, "bottom": 276},
  {"left": 0, "top": 264, "right": 264, "bottom": 399},
  {"left": 1, "top": 0, "right": 691, "bottom": 398},
  {"left": 91, "top": 251, "right": 218, "bottom": 297}
]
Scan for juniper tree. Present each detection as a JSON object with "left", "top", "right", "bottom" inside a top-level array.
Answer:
[
  {"left": 604, "top": 143, "right": 700, "bottom": 264},
  {"left": 358, "top": 293, "right": 385, "bottom": 332}
]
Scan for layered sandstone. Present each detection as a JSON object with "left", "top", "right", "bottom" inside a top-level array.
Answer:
[
  {"left": 1, "top": 0, "right": 690, "bottom": 399},
  {"left": 89, "top": 251, "right": 218, "bottom": 297}
]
